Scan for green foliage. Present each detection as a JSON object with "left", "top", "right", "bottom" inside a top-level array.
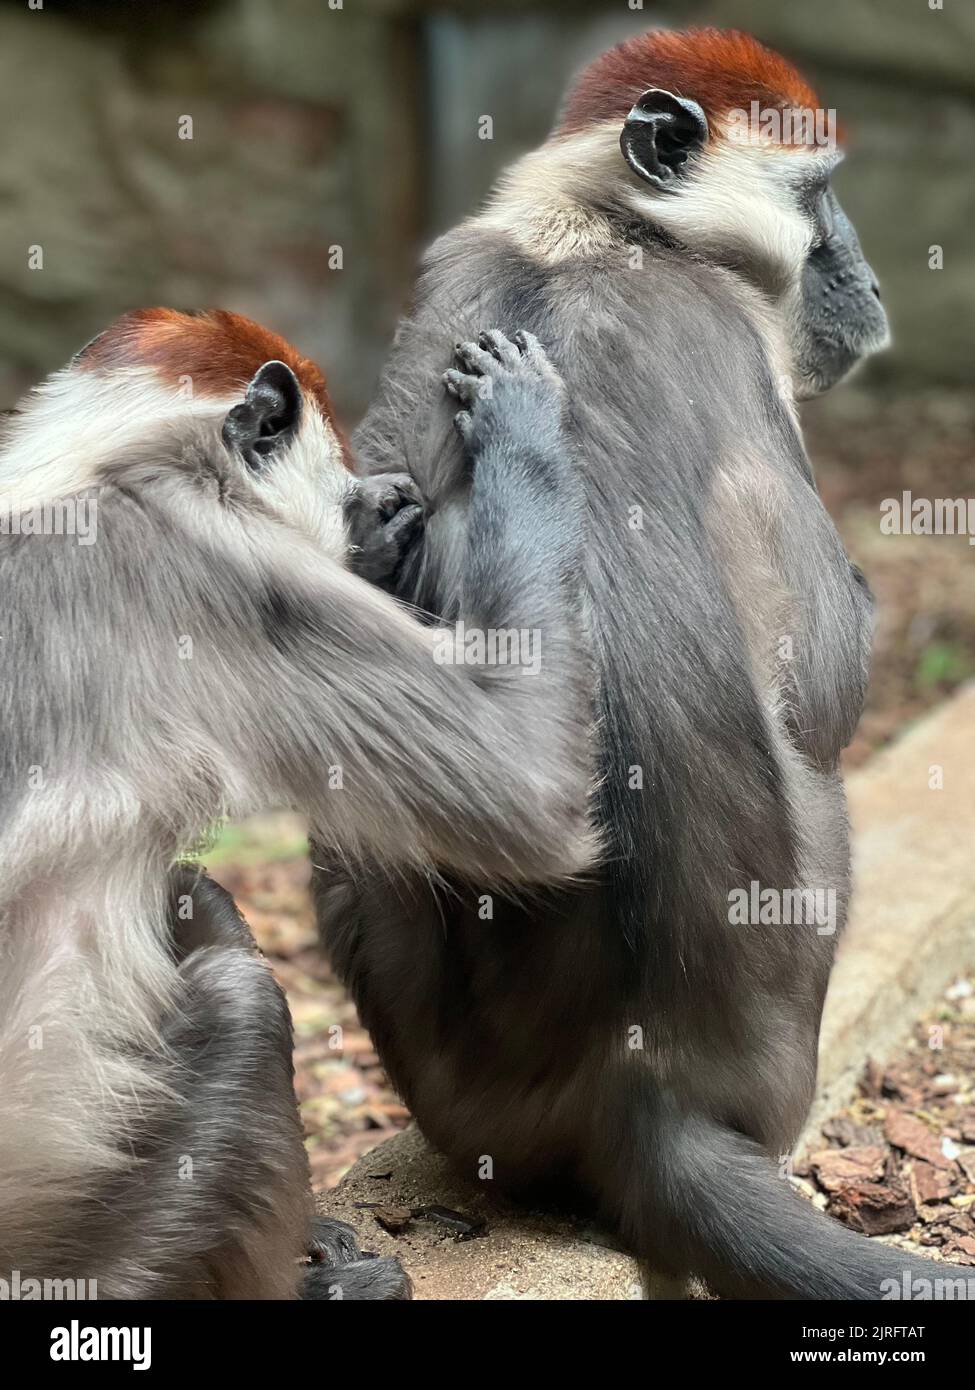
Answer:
[{"left": 915, "top": 640, "right": 974, "bottom": 691}]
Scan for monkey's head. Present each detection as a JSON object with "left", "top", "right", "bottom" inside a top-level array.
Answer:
[
  {"left": 0, "top": 309, "right": 352, "bottom": 549},
  {"left": 554, "top": 27, "right": 889, "bottom": 398},
  {"left": 89, "top": 308, "right": 350, "bottom": 526}
]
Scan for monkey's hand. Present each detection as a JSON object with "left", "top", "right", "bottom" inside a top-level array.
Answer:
[
  {"left": 443, "top": 329, "right": 567, "bottom": 482},
  {"left": 343, "top": 473, "right": 424, "bottom": 587}
]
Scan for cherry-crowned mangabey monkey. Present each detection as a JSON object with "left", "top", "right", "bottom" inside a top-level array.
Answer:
[
  {"left": 315, "top": 29, "right": 973, "bottom": 1299},
  {"left": 0, "top": 310, "right": 593, "bottom": 1298}
]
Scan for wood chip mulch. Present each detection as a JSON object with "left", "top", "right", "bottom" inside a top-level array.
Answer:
[{"left": 795, "top": 975, "right": 975, "bottom": 1264}]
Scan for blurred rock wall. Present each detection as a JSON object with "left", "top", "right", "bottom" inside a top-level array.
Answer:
[
  {"left": 0, "top": 0, "right": 970, "bottom": 419},
  {"left": 699, "top": 0, "right": 975, "bottom": 395},
  {"left": 0, "top": 0, "right": 424, "bottom": 415}
]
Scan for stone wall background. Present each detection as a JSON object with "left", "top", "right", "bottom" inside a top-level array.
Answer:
[{"left": 0, "top": 0, "right": 971, "bottom": 421}]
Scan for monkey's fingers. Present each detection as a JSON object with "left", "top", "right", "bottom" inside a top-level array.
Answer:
[
  {"left": 511, "top": 329, "right": 545, "bottom": 363},
  {"left": 442, "top": 367, "right": 481, "bottom": 404},
  {"left": 453, "top": 409, "right": 474, "bottom": 445},
  {"left": 453, "top": 340, "right": 497, "bottom": 377},
  {"left": 511, "top": 329, "right": 565, "bottom": 396},
  {"left": 344, "top": 478, "right": 425, "bottom": 583},
  {"left": 384, "top": 502, "right": 424, "bottom": 550},
  {"left": 374, "top": 474, "right": 421, "bottom": 519},
  {"left": 478, "top": 329, "right": 522, "bottom": 370}
]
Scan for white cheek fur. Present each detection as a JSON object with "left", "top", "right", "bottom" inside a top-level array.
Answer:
[
  {"left": 0, "top": 368, "right": 351, "bottom": 563},
  {"left": 0, "top": 366, "right": 235, "bottom": 510},
  {"left": 250, "top": 400, "right": 351, "bottom": 561},
  {"left": 626, "top": 138, "right": 816, "bottom": 292}
]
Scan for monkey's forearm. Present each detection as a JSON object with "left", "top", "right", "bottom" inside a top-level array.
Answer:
[
  {"left": 218, "top": 552, "right": 593, "bottom": 885},
  {"left": 211, "top": 335, "right": 594, "bottom": 883},
  {"left": 461, "top": 392, "right": 584, "bottom": 639}
]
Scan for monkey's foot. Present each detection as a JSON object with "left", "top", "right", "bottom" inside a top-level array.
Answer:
[
  {"left": 300, "top": 1217, "right": 413, "bottom": 1301},
  {"left": 343, "top": 473, "right": 424, "bottom": 586}
]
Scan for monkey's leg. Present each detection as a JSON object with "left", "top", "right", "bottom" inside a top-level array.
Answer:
[
  {"left": 56, "top": 890, "right": 306, "bottom": 1297},
  {"left": 39, "top": 930, "right": 307, "bottom": 1296},
  {"left": 157, "top": 940, "right": 311, "bottom": 1298},
  {"left": 47, "top": 871, "right": 406, "bottom": 1299},
  {"left": 164, "top": 869, "right": 411, "bottom": 1300},
  {"left": 169, "top": 862, "right": 254, "bottom": 955}
]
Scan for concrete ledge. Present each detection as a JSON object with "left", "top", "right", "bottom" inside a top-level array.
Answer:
[
  {"left": 803, "top": 681, "right": 975, "bottom": 1141},
  {"left": 322, "top": 685, "right": 975, "bottom": 1298},
  {"left": 316, "top": 1124, "right": 640, "bottom": 1300}
]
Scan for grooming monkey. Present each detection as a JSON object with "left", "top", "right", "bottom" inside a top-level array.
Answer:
[
  {"left": 0, "top": 310, "right": 592, "bottom": 1298},
  {"left": 315, "top": 29, "right": 971, "bottom": 1298}
]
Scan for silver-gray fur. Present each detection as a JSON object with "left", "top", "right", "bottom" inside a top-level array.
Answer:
[
  {"left": 313, "top": 71, "right": 970, "bottom": 1299},
  {"left": 0, "top": 328, "right": 592, "bottom": 1297}
]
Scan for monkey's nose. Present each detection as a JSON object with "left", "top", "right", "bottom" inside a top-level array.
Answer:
[{"left": 870, "top": 276, "right": 881, "bottom": 302}]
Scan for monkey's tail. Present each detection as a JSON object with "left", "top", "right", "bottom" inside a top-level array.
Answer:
[{"left": 616, "top": 1095, "right": 972, "bottom": 1300}]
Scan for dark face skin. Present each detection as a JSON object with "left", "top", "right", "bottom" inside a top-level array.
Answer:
[
  {"left": 619, "top": 91, "right": 890, "bottom": 400},
  {"left": 796, "top": 179, "right": 890, "bottom": 396}
]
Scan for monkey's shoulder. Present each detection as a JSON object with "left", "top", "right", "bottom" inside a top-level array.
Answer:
[{"left": 358, "top": 226, "right": 802, "bottom": 513}]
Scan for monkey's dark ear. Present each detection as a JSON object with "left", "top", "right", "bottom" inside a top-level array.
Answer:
[
  {"left": 222, "top": 360, "right": 302, "bottom": 470},
  {"left": 621, "top": 89, "right": 708, "bottom": 191}
]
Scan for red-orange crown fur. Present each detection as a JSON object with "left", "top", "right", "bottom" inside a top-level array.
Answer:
[
  {"left": 559, "top": 27, "right": 822, "bottom": 140},
  {"left": 79, "top": 308, "right": 337, "bottom": 421},
  {"left": 78, "top": 307, "right": 351, "bottom": 467}
]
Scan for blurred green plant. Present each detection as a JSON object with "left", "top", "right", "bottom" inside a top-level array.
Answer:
[
  {"left": 203, "top": 814, "right": 309, "bottom": 867},
  {"left": 914, "top": 640, "right": 974, "bottom": 691}
]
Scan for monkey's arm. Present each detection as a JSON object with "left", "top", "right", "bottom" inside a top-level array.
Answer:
[
  {"left": 203, "top": 332, "right": 594, "bottom": 884},
  {"left": 789, "top": 559, "right": 873, "bottom": 769},
  {"left": 778, "top": 478, "right": 874, "bottom": 770}
]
